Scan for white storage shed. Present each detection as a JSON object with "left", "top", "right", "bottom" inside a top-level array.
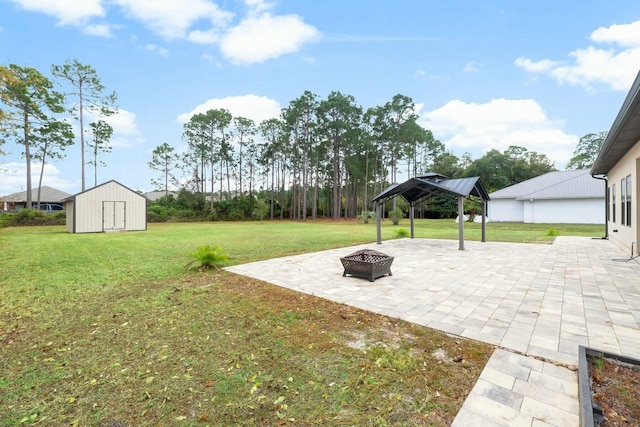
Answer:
[{"left": 64, "top": 180, "right": 148, "bottom": 233}]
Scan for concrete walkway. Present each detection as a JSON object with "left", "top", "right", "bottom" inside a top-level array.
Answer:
[{"left": 226, "top": 236, "right": 640, "bottom": 426}]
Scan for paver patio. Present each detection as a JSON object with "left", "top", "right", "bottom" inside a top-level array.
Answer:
[{"left": 226, "top": 236, "right": 640, "bottom": 426}]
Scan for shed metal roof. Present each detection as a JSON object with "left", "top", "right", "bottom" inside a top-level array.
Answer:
[
  {"left": 0, "top": 186, "right": 71, "bottom": 202},
  {"left": 372, "top": 176, "right": 490, "bottom": 204},
  {"left": 489, "top": 169, "right": 603, "bottom": 200},
  {"left": 591, "top": 69, "right": 640, "bottom": 176}
]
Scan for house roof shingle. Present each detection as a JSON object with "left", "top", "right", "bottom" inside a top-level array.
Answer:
[
  {"left": 489, "top": 169, "right": 604, "bottom": 200},
  {"left": 0, "top": 186, "right": 72, "bottom": 202}
]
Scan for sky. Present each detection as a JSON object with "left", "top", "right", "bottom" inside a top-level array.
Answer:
[{"left": 1, "top": 0, "right": 640, "bottom": 196}]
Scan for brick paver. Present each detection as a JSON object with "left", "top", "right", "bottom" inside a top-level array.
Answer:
[{"left": 226, "top": 236, "right": 640, "bottom": 426}]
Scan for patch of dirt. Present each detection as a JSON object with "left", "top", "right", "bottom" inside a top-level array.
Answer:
[{"left": 589, "top": 357, "right": 640, "bottom": 426}]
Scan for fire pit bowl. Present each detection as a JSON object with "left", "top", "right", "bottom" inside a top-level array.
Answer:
[{"left": 340, "top": 249, "right": 394, "bottom": 282}]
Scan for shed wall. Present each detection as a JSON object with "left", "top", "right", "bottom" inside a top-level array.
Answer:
[
  {"left": 65, "top": 201, "right": 74, "bottom": 233},
  {"left": 73, "top": 181, "right": 146, "bottom": 233}
]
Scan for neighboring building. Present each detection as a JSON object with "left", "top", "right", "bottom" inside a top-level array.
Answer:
[
  {"left": 0, "top": 186, "right": 71, "bottom": 211},
  {"left": 488, "top": 169, "right": 605, "bottom": 224},
  {"left": 591, "top": 70, "right": 640, "bottom": 257},
  {"left": 64, "top": 180, "right": 148, "bottom": 233},
  {"left": 145, "top": 190, "right": 178, "bottom": 202}
]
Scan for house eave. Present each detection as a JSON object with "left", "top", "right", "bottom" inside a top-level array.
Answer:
[{"left": 591, "top": 69, "right": 640, "bottom": 176}]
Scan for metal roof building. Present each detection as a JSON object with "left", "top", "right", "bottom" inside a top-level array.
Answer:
[
  {"left": 488, "top": 169, "right": 605, "bottom": 224},
  {"left": 64, "top": 180, "right": 148, "bottom": 233}
]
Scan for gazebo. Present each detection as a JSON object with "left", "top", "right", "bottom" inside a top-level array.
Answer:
[{"left": 371, "top": 173, "right": 491, "bottom": 250}]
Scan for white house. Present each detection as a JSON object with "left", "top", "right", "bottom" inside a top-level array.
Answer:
[
  {"left": 591, "top": 69, "right": 640, "bottom": 257},
  {"left": 64, "top": 180, "right": 148, "bottom": 233},
  {"left": 488, "top": 169, "right": 605, "bottom": 224}
]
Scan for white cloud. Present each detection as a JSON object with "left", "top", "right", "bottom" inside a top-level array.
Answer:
[
  {"left": 420, "top": 98, "right": 578, "bottom": 167},
  {"left": 187, "top": 28, "right": 221, "bottom": 44},
  {"left": 0, "top": 162, "right": 77, "bottom": 196},
  {"left": 177, "top": 94, "right": 281, "bottom": 124},
  {"left": 85, "top": 109, "right": 143, "bottom": 148},
  {"left": 83, "top": 23, "right": 113, "bottom": 37},
  {"left": 111, "top": 0, "right": 233, "bottom": 39},
  {"left": 245, "top": 0, "right": 273, "bottom": 15},
  {"left": 220, "top": 13, "right": 321, "bottom": 64},
  {"left": 464, "top": 61, "right": 483, "bottom": 72},
  {"left": 144, "top": 44, "right": 169, "bottom": 58},
  {"left": 591, "top": 20, "right": 640, "bottom": 47},
  {"left": 8, "top": 0, "right": 105, "bottom": 25},
  {"left": 516, "top": 20, "right": 640, "bottom": 91}
]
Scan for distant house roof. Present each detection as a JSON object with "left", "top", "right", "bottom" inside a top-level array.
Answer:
[
  {"left": 489, "top": 169, "right": 603, "bottom": 201},
  {"left": 592, "top": 69, "right": 640, "bottom": 176},
  {"left": 0, "top": 186, "right": 72, "bottom": 202},
  {"left": 145, "top": 190, "right": 178, "bottom": 201}
]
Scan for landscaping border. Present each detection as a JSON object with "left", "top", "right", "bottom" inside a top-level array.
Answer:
[{"left": 578, "top": 345, "right": 640, "bottom": 427}]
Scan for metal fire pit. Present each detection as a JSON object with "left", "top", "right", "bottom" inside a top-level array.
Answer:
[{"left": 340, "top": 249, "right": 394, "bottom": 282}]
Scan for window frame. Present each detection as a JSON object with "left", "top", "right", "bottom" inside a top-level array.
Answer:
[
  {"left": 612, "top": 183, "right": 616, "bottom": 223},
  {"left": 626, "top": 174, "right": 632, "bottom": 226},
  {"left": 621, "top": 178, "right": 626, "bottom": 225}
]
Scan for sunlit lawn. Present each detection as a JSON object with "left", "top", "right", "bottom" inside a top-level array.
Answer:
[{"left": 0, "top": 220, "right": 601, "bottom": 425}]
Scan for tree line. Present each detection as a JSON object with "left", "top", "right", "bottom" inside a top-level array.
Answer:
[
  {"left": 1, "top": 60, "right": 606, "bottom": 219},
  {"left": 150, "top": 91, "right": 606, "bottom": 221},
  {"left": 0, "top": 60, "right": 116, "bottom": 208}
]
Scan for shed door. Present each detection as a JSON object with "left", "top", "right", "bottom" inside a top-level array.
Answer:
[{"left": 103, "top": 201, "right": 126, "bottom": 230}]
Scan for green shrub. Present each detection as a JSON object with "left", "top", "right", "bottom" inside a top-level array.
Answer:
[
  {"left": 394, "top": 228, "right": 409, "bottom": 238},
  {"left": 251, "top": 198, "right": 270, "bottom": 222},
  {"left": 0, "top": 209, "right": 65, "bottom": 227},
  {"left": 388, "top": 208, "right": 404, "bottom": 225},
  {"left": 358, "top": 210, "right": 376, "bottom": 224},
  {"left": 186, "top": 245, "right": 229, "bottom": 270},
  {"left": 546, "top": 228, "right": 560, "bottom": 236}
]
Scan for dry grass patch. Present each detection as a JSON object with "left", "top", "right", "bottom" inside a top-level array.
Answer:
[{"left": 1, "top": 271, "right": 492, "bottom": 426}]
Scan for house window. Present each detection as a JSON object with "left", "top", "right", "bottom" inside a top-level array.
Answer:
[
  {"left": 621, "top": 178, "right": 626, "bottom": 225},
  {"left": 612, "top": 183, "right": 616, "bottom": 223},
  {"left": 626, "top": 174, "right": 632, "bottom": 226},
  {"left": 608, "top": 186, "right": 612, "bottom": 221}
]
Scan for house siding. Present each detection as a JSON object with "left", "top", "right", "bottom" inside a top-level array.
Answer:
[
  {"left": 489, "top": 199, "right": 523, "bottom": 222},
  {"left": 526, "top": 199, "right": 604, "bottom": 224},
  {"left": 606, "top": 139, "right": 640, "bottom": 256}
]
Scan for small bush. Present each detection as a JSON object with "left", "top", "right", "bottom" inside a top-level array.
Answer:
[
  {"left": 394, "top": 228, "right": 409, "bottom": 238},
  {"left": 186, "top": 245, "right": 229, "bottom": 270},
  {"left": 388, "top": 208, "right": 404, "bottom": 225},
  {"left": 358, "top": 210, "right": 376, "bottom": 224},
  {"left": 546, "top": 228, "right": 561, "bottom": 236},
  {"left": 0, "top": 209, "right": 65, "bottom": 227}
]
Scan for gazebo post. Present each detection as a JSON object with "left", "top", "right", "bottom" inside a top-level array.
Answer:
[
  {"left": 376, "top": 201, "right": 382, "bottom": 245},
  {"left": 458, "top": 195, "right": 465, "bottom": 250},
  {"left": 481, "top": 200, "right": 487, "bottom": 243},
  {"left": 410, "top": 201, "right": 415, "bottom": 238}
]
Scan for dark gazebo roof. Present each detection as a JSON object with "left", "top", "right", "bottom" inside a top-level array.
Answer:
[
  {"left": 371, "top": 173, "right": 490, "bottom": 249},
  {"left": 372, "top": 175, "right": 490, "bottom": 204}
]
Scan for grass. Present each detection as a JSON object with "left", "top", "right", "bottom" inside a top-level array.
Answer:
[{"left": 0, "top": 220, "right": 602, "bottom": 425}]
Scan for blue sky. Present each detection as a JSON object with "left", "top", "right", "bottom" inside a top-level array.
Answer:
[{"left": 2, "top": 0, "right": 640, "bottom": 196}]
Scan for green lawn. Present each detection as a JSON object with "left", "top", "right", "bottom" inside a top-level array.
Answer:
[{"left": 0, "top": 220, "right": 601, "bottom": 425}]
